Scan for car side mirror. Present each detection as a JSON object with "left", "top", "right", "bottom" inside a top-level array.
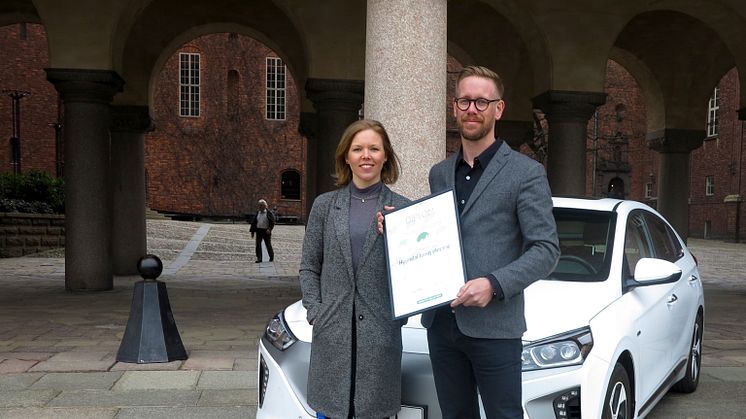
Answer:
[{"left": 626, "top": 258, "right": 682, "bottom": 290}]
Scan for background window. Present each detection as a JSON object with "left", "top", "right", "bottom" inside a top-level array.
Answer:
[
  {"left": 705, "top": 176, "right": 714, "bottom": 196},
  {"left": 643, "top": 212, "right": 683, "bottom": 262},
  {"left": 644, "top": 182, "right": 653, "bottom": 198},
  {"left": 179, "top": 53, "right": 200, "bottom": 117},
  {"left": 266, "top": 57, "right": 286, "bottom": 120},
  {"left": 707, "top": 86, "right": 719, "bottom": 137},
  {"left": 281, "top": 170, "right": 300, "bottom": 199},
  {"left": 624, "top": 212, "right": 653, "bottom": 276}
]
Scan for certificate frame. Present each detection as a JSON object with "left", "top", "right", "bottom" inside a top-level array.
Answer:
[{"left": 383, "top": 189, "right": 467, "bottom": 320}]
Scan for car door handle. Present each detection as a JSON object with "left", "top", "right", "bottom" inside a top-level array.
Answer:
[{"left": 667, "top": 294, "right": 678, "bottom": 304}]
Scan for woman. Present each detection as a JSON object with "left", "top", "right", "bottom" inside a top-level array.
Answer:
[{"left": 299, "top": 119, "right": 410, "bottom": 419}]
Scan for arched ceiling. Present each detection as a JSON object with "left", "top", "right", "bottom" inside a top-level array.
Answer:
[
  {"left": 0, "top": 0, "right": 39, "bottom": 26},
  {"left": 115, "top": 0, "right": 308, "bottom": 105},
  {"left": 613, "top": 10, "right": 735, "bottom": 130},
  {"left": 447, "top": 0, "right": 549, "bottom": 121},
  {"left": 6, "top": 0, "right": 746, "bottom": 125}
]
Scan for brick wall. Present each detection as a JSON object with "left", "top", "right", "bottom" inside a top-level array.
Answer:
[
  {"left": 145, "top": 33, "right": 306, "bottom": 221},
  {"left": 0, "top": 213, "right": 65, "bottom": 257},
  {"left": 584, "top": 60, "right": 657, "bottom": 202},
  {"left": 0, "top": 23, "right": 62, "bottom": 177},
  {"left": 689, "top": 68, "right": 745, "bottom": 240}
]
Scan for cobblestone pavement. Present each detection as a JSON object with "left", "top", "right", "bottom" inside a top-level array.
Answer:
[{"left": 0, "top": 220, "right": 744, "bottom": 418}]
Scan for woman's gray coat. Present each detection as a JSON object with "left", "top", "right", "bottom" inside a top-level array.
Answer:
[{"left": 300, "top": 185, "right": 410, "bottom": 419}]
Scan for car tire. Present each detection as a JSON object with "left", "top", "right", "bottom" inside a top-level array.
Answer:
[
  {"left": 672, "top": 312, "right": 703, "bottom": 393},
  {"left": 602, "top": 362, "right": 632, "bottom": 419}
]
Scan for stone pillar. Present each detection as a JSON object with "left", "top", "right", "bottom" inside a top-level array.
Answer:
[
  {"left": 365, "top": 0, "right": 446, "bottom": 199},
  {"left": 305, "top": 79, "right": 364, "bottom": 196},
  {"left": 46, "top": 68, "right": 124, "bottom": 291},
  {"left": 298, "top": 111, "right": 317, "bottom": 222},
  {"left": 648, "top": 129, "right": 704, "bottom": 242},
  {"left": 533, "top": 91, "right": 606, "bottom": 196},
  {"left": 497, "top": 120, "right": 534, "bottom": 149},
  {"left": 110, "top": 105, "right": 152, "bottom": 275}
]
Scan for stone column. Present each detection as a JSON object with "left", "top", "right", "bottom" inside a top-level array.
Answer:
[
  {"left": 497, "top": 120, "right": 534, "bottom": 149},
  {"left": 46, "top": 69, "right": 124, "bottom": 291},
  {"left": 533, "top": 91, "right": 607, "bottom": 195},
  {"left": 305, "top": 79, "right": 364, "bottom": 196},
  {"left": 648, "top": 129, "right": 704, "bottom": 242},
  {"left": 365, "top": 0, "right": 446, "bottom": 199},
  {"left": 298, "top": 111, "right": 317, "bottom": 222},
  {"left": 110, "top": 105, "right": 152, "bottom": 275}
]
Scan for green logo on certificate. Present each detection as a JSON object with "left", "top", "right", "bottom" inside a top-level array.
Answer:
[{"left": 417, "top": 232, "right": 429, "bottom": 242}]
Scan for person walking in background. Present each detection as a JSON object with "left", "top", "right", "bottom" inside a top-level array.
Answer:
[
  {"left": 250, "top": 199, "right": 275, "bottom": 263},
  {"left": 299, "top": 119, "right": 410, "bottom": 419},
  {"left": 423, "top": 65, "right": 560, "bottom": 418}
]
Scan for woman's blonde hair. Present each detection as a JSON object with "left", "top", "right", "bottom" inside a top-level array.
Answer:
[{"left": 334, "top": 119, "right": 401, "bottom": 186}]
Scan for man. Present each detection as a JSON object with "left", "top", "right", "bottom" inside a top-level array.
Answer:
[
  {"left": 423, "top": 66, "right": 559, "bottom": 418},
  {"left": 250, "top": 199, "right": 275, "bottom": 263}
]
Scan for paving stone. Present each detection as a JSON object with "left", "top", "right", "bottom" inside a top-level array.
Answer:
[
  {"left": 29, "top": 360, "right": 116, "bottom": 373},
  {"left": 112, "top": 371, "right": 200, "bottom": 391},
  {"left": 0, "top": 390, "right": 59, "bottom": 408},
  {"left": 197, "top": 389, "right": 256, "bottom": 406},
  {"left": 115, "top": 406, "right": 255, "bottom": 419},
  {"left": 0, "top": 373, "right": 44, "bottom": 390},
  {"left": 0, "top": 358, "right": 38, "bottom": 373},
  {"left": 702, "top": 366, "right": 746, "bottom": 381},
  {"left": 46, "top": 389, "right": 199, "bottom": 407},
  {"left": 30, "top": 372, "right": 123, "bottom": 390},
  {"left": 197, "top": 371, "right": 254, "bottom": 389},
  {"left": 181, "top": 356, "right": 235, "bottom": 371},
  {"left": 45, "top": 351, "right": 112, "bottom": 362},
  {"left": 232, "top": 358, "right": 256, "bottom": 371},
  {"left": 0, "top": 407, "right": 118, "bottom": 418},
  {"left": 110, "top": 361, "right": 183, "bottom": 371}
]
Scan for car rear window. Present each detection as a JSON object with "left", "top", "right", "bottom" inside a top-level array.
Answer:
[{"left": 550, "top": 208, "right": 615, "bottom": 282}]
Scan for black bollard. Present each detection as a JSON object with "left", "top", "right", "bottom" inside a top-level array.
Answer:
[{"left": 116, "top": 255, "right": 188, "bottom": 363}]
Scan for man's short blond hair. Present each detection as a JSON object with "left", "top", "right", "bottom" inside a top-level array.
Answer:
[{"left": 456, "top": 65, "right": 505, "bottom": 99}]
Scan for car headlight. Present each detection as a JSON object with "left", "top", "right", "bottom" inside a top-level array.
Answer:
[
  {"left": 264, "top": 310, "right": 297, "bottom": 351},
  {"left": 522, "top": 327, "right": 593, "bottom": 371}
]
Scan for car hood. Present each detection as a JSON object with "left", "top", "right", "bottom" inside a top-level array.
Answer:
[
  {"left": 522, "top": 280, "right": 612, "bottom": 342},
  {"left": 283, "top": 281, "right": 615, "bottom": 345}
]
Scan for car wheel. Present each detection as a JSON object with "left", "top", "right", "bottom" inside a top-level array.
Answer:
[
  {"left": 602, "top": 362, "right": 632, "bottom": 419},
  {"left": 672, "top": 312, "right": 703, "bottom": 393}
]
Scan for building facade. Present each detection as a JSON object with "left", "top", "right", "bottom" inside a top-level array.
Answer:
[
  {"left": 2, "top": 22, "right": 745, "bottom": 241},
  {"left": 145, "top": 33, "right": 306, "bottom": 220}
]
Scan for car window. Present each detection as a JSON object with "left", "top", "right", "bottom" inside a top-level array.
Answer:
[
  {"left": 624, "top": 211, "right": 653, "bottom": 276},
  {"left": 642, "top": 211, "right": 684, "bottom": 262},
  {"left": 551, "top": 208, "right": 614, "bottom": 282}
]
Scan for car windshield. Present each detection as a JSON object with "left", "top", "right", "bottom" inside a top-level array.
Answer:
[{"left": 549, "top": 208, "right": 615, "bottom": 282}]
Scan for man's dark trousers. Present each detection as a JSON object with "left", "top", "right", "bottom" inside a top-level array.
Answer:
[
  {"left": 255, "top": 228, "right": 274, "bottom": 262},
  {"left": 427, "top": 308, "right": 523, "bottom": 419}
]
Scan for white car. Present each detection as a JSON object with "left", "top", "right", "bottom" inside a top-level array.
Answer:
[{"left": 257, "top": 197, "right": 704, "bottom": 419}]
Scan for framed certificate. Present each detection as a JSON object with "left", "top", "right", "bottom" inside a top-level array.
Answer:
[{"left": 384, "top": 189, "right": 466, "bottom": 320}]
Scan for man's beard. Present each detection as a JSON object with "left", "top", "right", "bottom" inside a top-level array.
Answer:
[{"left": 458, "top": 117, "right": 494, "bottom": 142}]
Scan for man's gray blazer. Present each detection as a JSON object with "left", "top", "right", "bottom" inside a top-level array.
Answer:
[{"left": 421, "top": 141, "right": 560, "bottom": 339}]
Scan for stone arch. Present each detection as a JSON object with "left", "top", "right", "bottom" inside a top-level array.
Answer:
[
  {"left": 612, "top": 9, "right": 737, "bottom": 129},
  {"left": 0, "top": 0, "right": 40, "bottom": 26},
  {"left": 447, "top": 0, "right": 551, "bottom": 120},
  {"left": 112, "top": 0, "right": 308, "bottom": 107},
  {"left": 628, "top": 0, "right": 746, "bottom": 111}
]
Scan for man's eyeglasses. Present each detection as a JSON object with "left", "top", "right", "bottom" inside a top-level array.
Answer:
[{"left": 454, "top": 97, "right": 502, "bottom": 112}]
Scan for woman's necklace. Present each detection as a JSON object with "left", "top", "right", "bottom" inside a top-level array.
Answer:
[{"left": 350, "top": 193, "right": 379, "bottom": 203}]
